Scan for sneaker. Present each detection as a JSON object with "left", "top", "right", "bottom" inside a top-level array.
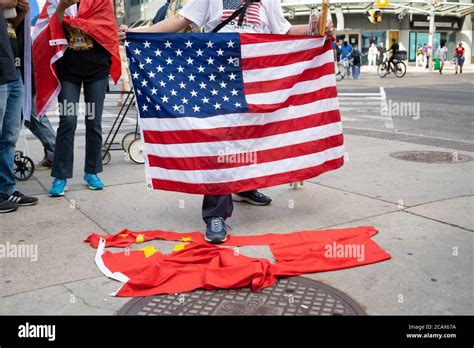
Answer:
[
  {"left": 232, "top": 190, "right": 272, "bottom": 206},
  {"left": 49, "top": 179, "right": 67, "bottom": 197},
  {"left": 82, "top": 173, "right": 104, "bottom": 190},
  {"left": 205, "top": 217, "right": 230, "bottom": 244},
  {"left": 37, "top": 157, "right": 53, "bottom": 170},
  {"left": 0, "top": 196, "right": 18, "bottom": 213},
  {"left": 3, "top": 191, "right": 38, "bottom": 206}
]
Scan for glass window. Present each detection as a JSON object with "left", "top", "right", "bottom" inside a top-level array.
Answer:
[{"left": 361, "top": 31, "right": 386, "bottom": 65}]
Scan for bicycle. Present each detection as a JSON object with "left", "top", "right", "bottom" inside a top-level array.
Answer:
[
  {"left": 335, "top": 61, "right": 346, "bottom": 81},
  {"left": 336, "top": 57, "right": 351, "bottom": 81},
  {"left": 377, "top": 57, "right": 406, "bottom": 78}
]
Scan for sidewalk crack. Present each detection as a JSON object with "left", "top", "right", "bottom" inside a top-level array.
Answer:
[{"left": 61, "top": 284, "right": 118, "bottom": 314}]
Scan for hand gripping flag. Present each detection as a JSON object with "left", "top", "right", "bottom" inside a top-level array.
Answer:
[
  {"left": 85, "top": 226, "right": 391, "bottom": 297},
  {"left": 125, "top": 32, "right": 344, "bottom": 195},
  {"left": 32, "top": 0, "right": 121, "bottom": 117}
]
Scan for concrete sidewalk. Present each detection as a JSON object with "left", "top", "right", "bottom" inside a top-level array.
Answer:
[{"left": 0, "top": 124, "right": 472, "bottom": 315}]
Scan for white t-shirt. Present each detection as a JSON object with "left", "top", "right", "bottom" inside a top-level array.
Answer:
[
  {"left": 368, "top": 46, "right": 378, "bottom": 58},
  {"left": 180, "top": 0, "right": 292, "bottom": 34}
]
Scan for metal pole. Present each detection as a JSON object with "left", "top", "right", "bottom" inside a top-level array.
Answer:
[{"left": 428, "top": 3, "right": 435, "bottom": 70}]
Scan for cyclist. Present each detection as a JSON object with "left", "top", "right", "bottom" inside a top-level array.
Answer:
[{"left": 386, "top": 39, "right": 399, "bottom": 73}]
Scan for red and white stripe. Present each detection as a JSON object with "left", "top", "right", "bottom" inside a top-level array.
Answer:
[
  {"left": 141, "top": 34, "right": 343, "bottom": 195},
  {"left": 222, "top": 3, "right": 262, "bottom": 25}
]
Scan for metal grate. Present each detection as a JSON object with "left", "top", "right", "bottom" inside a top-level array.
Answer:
[
  {"left": 390, "top": 151, "right": 473, "bottom": 164},
  {"left": 344, "top": 127, "right": 474, "bottom": 153},
  {"left": 118, "top": 276, "right": 366, "bottom": 316}
]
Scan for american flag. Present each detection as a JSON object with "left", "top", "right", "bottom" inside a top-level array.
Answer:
[
  {"left": 125, "top": 32, "right": 344, "bottom": 195},
  {"left": 221, "top": 0, "right": 261, "bottom": 26}
]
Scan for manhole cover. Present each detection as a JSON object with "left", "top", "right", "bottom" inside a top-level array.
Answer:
[
  {"left": 390, "top": 151, "right": 472, "bottom": 164},
  {"left": 118, "top": 276, "right": 366, "bottom": 316}
]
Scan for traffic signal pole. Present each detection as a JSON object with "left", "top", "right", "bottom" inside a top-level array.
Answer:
[{"left": 428, "top": 3, "right": 436, "bottom": 70}]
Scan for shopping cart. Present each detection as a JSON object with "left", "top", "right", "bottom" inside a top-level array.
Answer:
[{"left": 101, "top": 88, "right": 145, "bottom": 165}]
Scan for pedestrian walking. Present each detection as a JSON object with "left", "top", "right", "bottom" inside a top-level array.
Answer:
[
  {"left": 454, "top": 42, "right": 465, "bottom": 75},
  {"left": 377, "top": 42, "right": 386, "bottom": 65},
  {"left": 367, "top": 42, "right": 378, "bottom": 68},
  {"left": 416, "top": 44, "right": 425, "bottom": 68},
  {"left": 437, "top": 42, "right": 448, "bottom": 74},
  {"left": 351, "top": 43, "right": 363, "bottom": 79},
  {"left": 424, "top": 43, "right": 430, "bottom": 69}
]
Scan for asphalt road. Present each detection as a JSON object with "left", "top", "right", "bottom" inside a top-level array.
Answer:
[
  {"left": 38, "top": 72, "right": 474, "bottom": 144},
  {"left": 338, "top": 75, "right": 474, "bottom": 142}
]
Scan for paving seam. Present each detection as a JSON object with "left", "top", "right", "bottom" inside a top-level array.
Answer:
[
  {"left": 402, "top": 210, "right": 474, "bottom": 233},
  {"left": 0, "top": 275, "right": 105, "bottom": 299}
]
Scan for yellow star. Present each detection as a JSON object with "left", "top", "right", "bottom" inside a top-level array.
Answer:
[
  {"left": 173, "top": 243, "right": 187, "bottom": 252},
  {"left": 118, "top": 233, "right": 129, "bottom": 238},
  {"left": 135, "top": 234, "right": 145, "bottom": 244},
  {"left": 181, "top": 237, "right": 193, "bottom": 242},
  {"left": 141, "top": 245, "right": 158, "bottom": 258}
]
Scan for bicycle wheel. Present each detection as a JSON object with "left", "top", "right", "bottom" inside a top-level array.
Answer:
[
  {"left": 336, "top": 63, "right": 346, "bottom": 81},
  {"left": 377, "top": 63, "right": 388, "bottom": 78},
  {"left": 394, "top": 61, "right": 407, "bottom": 78},
  {"left": 14, "top": 153, "right": 35, "bottom": 181}
]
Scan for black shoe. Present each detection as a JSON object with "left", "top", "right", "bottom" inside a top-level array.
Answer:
[
  {"left": 232, "top": 190, "right": 272, "bottom": 206},
  {"left": 205, "top": 217, "right": 229, "bottom": 244},
  {"left": 0, "top": 198, "right": 18, "bottom": 213},
  {"left": 3, "top": 191, "right": 39, "bottom": 206},
  {"left": 37, "top": 157, "right": 53, "bottom": 169}
]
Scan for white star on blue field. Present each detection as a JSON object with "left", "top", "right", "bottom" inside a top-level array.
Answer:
[{"left": 125, "top": 33, "right": 249, "bottom": 119}]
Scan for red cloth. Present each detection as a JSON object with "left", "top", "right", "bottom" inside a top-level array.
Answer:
[
  {"left": 85, "top": 226, "right": 391, "bottom": 297},
  {"left": 33, "top": 0, "right": 121, "bottom": 117},
  {"left": 455, "top": 47, "right": 465, "bottom": 56}
]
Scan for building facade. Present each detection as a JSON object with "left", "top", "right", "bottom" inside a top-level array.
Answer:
[{"left": 281, "top": 0, "right": 473, "bottom": 65}]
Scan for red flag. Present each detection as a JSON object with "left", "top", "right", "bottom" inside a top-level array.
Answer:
[
  {"left": 32, "top": 0, "right": 121, "bottom": 117},
  {"left": 85, "top": 226, "right": 391, "bottom": 297}
]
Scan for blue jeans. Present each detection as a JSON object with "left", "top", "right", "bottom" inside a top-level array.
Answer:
[
  {"left": 0, "top": 73, "right": 23, "bottom": 195},
  {"left": 51, "top": 78, "right": 108, "bottom": 179},
  {"left": 24, "top": 97, "right": 56, "bottom": 161},
  {"left": 352, "top": 65, "right": 360, "bottom": 79}
]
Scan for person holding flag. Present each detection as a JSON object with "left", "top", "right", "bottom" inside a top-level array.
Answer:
[
  {"left": 33, "top": 0, "right": 121, "bottom": 197},
  {"left": 118, "top": 0, "right": 334, "bottom": 244}
]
